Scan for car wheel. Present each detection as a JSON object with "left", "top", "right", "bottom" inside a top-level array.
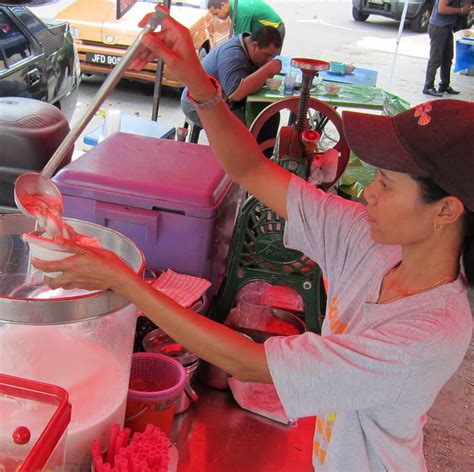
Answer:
[
  {"left": 198, "top": 47, "right": 208, "bottom": 61},
  {"left": 411, "top": 4, "right": 432, "bottom": 33},
  {"left": 352, "top": 7, "right": 369, "bottom": 22}
]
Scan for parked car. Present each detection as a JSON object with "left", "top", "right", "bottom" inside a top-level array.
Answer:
[
  {"left": 55, "top": 0, "right": 231, "bottom": 87},
  {"left": 352, "top": 0, "right": 434, "bottom": 33},
  {"left": 0, "top": 3, "right": 81, "bottom": 121}
]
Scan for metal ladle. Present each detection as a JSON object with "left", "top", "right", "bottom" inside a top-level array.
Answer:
[{"left": 14, "top": 7, "right": 168, "bottom": 217}]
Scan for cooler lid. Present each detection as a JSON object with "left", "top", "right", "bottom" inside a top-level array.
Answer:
[{"left": 53, "top": 134, "right": 233, "bottom": 218}]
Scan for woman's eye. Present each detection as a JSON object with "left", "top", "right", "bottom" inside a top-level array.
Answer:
[{"left": 374, "top": 173, "right": 388, "bottom": 189}]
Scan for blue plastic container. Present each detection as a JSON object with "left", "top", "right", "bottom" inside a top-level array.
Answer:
[
  {"left": 84, "top": 113, "right": 175, "bottom": 146},
  {"left": 328, "top": 61, "right": 346, "bottom": 75}
]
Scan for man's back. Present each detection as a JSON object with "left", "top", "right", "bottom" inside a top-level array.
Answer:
[
  {"left": 202, "top": 34, "right": 256, "bottom": 98},
  {"left": 230, "top": 0, "right": 282, "bottom": 34}
]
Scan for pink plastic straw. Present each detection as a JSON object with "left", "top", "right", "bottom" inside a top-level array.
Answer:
[
  {"left": 122, "top": 428, "right": 131, "bottom": 448},
  {"left": 106, "top": 424, "right": 120, "bottom": 464},
  {"left": 93, "top": 455, "right": 104, "bottom": 472},
  {"left": 115, "top": 431, "right": 125, "bottom": 454},
  {"left": 119, "top": 459, "right": 129, "bottom": 472},
  {"left": 91, "top": 439, "right": 102, "bottom": 457},
  {"left": 92, "top": 423, "right": 169, "bottom": 472}
]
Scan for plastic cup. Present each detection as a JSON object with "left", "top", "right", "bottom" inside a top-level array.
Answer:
[
  {"left": 23, "top": 231, "right": 74, "bottom": 277},
  {"left": 236, "top": 291, "right": 274, "bottom": 331},
  {"left": 283, "top": 74, "right": 296, "bottom": 96}
]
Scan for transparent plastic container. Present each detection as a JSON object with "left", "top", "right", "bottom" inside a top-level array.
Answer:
[
  {"left": 0, "top": 373, "right": 71, "bottom": 471},
  {"left": 0, "top": 215, "right": 145, "bottom": 471}
]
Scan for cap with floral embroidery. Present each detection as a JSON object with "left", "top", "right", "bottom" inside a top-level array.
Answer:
[{"left": 342, "top": 99, "right": 474, "bottom": 210}]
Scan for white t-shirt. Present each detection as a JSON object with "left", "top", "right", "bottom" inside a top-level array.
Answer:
[{"left": 265, "top": 175, "right": 472, "bottom": 471}]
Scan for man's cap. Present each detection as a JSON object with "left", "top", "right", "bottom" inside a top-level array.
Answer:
[{"left": 342, "top": 99, "right": 474, "bottom": 210}]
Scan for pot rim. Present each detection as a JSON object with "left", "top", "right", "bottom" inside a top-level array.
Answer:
[{"left": 0, "top": 215, "right": 145, "bottom": 324}]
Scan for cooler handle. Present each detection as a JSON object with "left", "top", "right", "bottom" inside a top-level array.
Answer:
[{"left": 94, "top": 201, "right": 161, "bottom": 243}]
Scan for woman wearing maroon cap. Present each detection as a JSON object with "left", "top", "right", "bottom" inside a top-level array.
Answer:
[{"left": 33, "top": 14, "right": 474, "bottom": 472}]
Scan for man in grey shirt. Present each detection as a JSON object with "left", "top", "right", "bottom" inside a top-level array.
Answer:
[{"left": 181, "top": 26, "right": 281, "bottom": 143}]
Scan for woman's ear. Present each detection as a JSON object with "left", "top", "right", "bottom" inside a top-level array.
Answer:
[{"left": 437, "top": 196, "right": 465, "bottom": 225}]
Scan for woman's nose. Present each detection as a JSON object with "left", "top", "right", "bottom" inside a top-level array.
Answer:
[{"left": 363, "top": 181, "right": 376, "bottom": 203}]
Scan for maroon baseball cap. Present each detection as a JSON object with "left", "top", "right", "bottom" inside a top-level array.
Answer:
[{"left": 342, "top": 99, "right": 474, "bottom": 211}]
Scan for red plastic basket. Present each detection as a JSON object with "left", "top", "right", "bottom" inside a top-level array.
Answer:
[
  {"left": 0, "top": 373, "right": 71, "bottom": 472},
  {"left": 126, "top": 353, "right": 187, "bottom": 435},
  {"left": 128, "top": 353, "right": 187, "bottom": 403}
]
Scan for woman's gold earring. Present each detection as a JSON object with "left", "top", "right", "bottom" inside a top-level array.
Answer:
[{"left": 433, "top": 223, "right": 443, "bottom": 231}]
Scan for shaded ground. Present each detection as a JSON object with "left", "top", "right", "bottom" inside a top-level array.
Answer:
[{"left": 424, "top": 291, "right": 474, "bottom": 472}]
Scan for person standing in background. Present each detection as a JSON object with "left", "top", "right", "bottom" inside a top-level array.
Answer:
[
  {"left": 208, "top": 0, "right": 285, "bottom": 46},
  {"left": 423, "top": 0, "right": 472, "bottom": 97}
]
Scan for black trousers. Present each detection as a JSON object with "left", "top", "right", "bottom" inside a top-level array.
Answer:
[{"left": 424, "top": 23, "right": 454, "bottom": 89}]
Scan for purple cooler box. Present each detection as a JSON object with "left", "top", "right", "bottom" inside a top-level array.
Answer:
[{"left": 53, "top": 133, "right": 240, "bottom": 297}]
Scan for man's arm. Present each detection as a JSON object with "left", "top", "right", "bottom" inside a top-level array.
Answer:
[
  {"left": 439, "top": 0, "right": 471, "bottom": 15},
  {"left": 228, "top": 58, "right": 281, "bottom": 102}
]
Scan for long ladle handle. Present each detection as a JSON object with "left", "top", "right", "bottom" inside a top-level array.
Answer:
[{"left": 41, "top": 8, "right": 167, "bottom": 179}]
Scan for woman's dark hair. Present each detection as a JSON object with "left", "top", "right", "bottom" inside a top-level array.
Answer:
[{"left": 413, "top": 175, "right": 474, "bottom": 286}]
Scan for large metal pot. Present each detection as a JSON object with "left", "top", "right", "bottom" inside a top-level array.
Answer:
[
  {"left": 0, "top": 214, "right": 144, "bottom": 470},
  {"left": 0, "top": 214, "right": 144, "bottom": 324}
]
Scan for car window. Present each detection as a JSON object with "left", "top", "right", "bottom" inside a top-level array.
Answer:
[
  {"left": 11, "top": 6, "right": 46, "bottom": 38},
  {"left": 0, "top": 11, "right": 32, "bottom": 69}
]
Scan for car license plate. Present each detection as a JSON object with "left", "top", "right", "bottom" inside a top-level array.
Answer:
[
  {"left": 86, "top": 52, "right": 122, "bottom": 66},
  {"left": 369, "top": 0, "right": 384, "bottom": 4}
]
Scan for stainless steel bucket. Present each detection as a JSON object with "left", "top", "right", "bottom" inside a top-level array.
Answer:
[{"left": 0, "top": 214, "right": 144, "bottom": 324}]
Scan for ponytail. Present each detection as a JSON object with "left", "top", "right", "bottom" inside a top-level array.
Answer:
[
  {"left": 413, "top": 175, "right": 474, "bottom": 286},
  {"left": 461, "top": 211, "right": 474, "bottom": 286}
]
